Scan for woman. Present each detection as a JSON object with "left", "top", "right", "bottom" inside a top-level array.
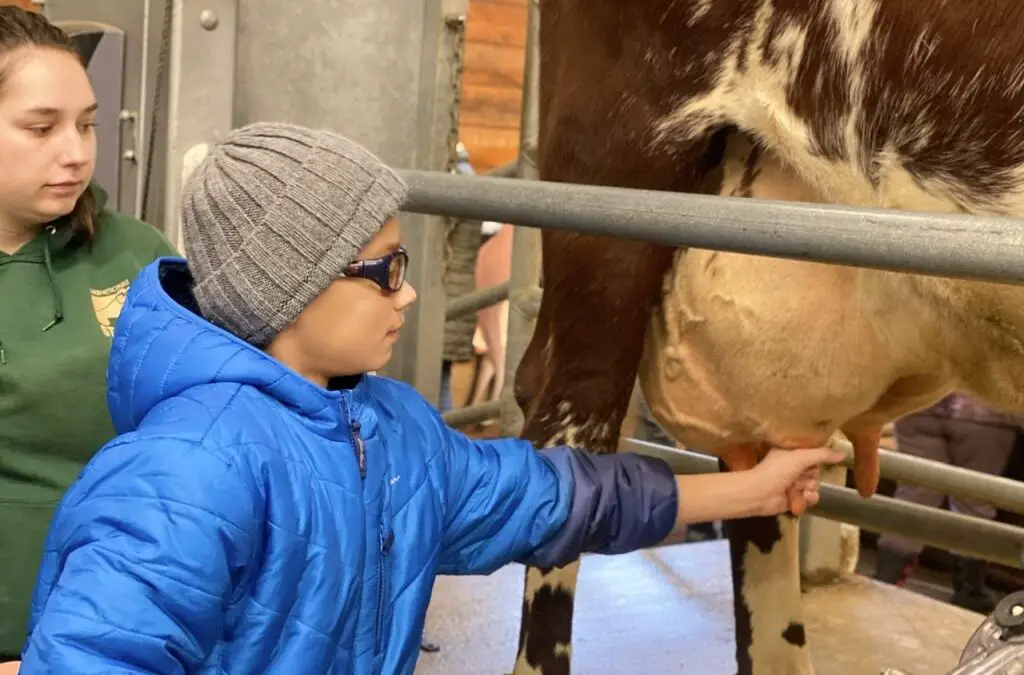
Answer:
[{"left": 0, "top": 7, "right": 177, "bottom": 662}]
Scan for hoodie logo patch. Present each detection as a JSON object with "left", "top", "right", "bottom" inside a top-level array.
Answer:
[{"left": 90, "top": 280, "right": 130, "bottom": 337}]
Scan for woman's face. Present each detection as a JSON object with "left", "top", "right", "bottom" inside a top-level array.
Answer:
[{"left": 0, "top": 46, "right": 96, "bottom": 231}]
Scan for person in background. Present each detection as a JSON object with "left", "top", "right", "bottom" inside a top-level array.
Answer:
[
  {"left": 13, "top": 122, "right": 842, "bottom": 674},
  {"left": 0, "top": 6, "right": 177, "bottom": 662},
  {"left": 875, "top": 392, "right": 1018, "bottom": 613},
  {"left": 438, "top": 142, "right": 482, "bottom": 414}
]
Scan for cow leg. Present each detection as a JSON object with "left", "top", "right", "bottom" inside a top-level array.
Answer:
[
  {"left": 506, "top": 2, "right": 739, "bottom": 668},
  {"left": 723, "top": 506, "right": 812, "bottom": 675},
  {"left": 716, "top": 442, "right": 812, "bottom": 675},
  {"left": 510, "top": 228, "right": 677, "bottom": 675},
  {"left": 507, "top": 133, "right": 731, "bottom": 675},
  {"left": 507, "top": 130, "right": 730, "bottom": 673}
]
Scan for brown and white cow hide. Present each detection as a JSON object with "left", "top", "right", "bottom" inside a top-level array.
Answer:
[
  {"left": 510, "top": 0, "right": 1024, "bottom": 674},
  {"left": 636, "top": 132, "right": 1024, "bottom": 496}
]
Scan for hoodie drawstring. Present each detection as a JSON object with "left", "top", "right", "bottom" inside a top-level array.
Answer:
[
  {"left": 0, "top": 226, "right": 63, "bottom": 366},
  {"left": 40, "top": 225, "right": 63, "bottom": 333}
]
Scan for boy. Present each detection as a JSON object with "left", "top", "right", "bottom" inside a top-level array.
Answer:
[{"left": 15, "top": 122, "right": 841, "bottom": 674}]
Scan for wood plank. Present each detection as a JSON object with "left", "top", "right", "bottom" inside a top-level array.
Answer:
[
  {"left": 462, "top": 41, "right": 524, "bottom": 89},
  {"left": 473, "top": 0, "right": 525, "bottom": 6},
  {"left": 460, "top": 125, "right": 520, "bottom": 154},
  {"left": 466, "top": 1, "right": 527, "bottom": 48},
  {"left": 461, "top": 144, "right": 518, "bottom": 174},
  {"left": 460, "top": 83, "right": 523, "bottom": 129},
  {"left": 0, "top": 1, "right": 40, "bottom": 10},
  {"left": 457, "top": 0, "right": 528, "bottom": 171},
  {"left": 460, "top": 125, "right": 521, "bottom": 172}
]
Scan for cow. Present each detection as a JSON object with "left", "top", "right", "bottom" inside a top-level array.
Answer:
[{"left": 506, "top": 1, "right": 1024, "bottom": 674}]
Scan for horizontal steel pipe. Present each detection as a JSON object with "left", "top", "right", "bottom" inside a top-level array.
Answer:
[
  {"left": 484, "top": 160, "right": 519, "bottom": 178},
  {"left": 445, "top": 282, "right": 510, "bottom": 320},
  {"left": 441, "top": 400, "right": 502, "bottom": 427},
  {"left": 396, "top": 170, "right": 1024, "bottom": 284},
  {"left": 621, "top": 438, "right": 1024, "bottom": 569},
  {"left": 828, "top": 437, "right": 1024, "bottom": 517}
]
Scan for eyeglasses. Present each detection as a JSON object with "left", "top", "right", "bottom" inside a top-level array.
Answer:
[{"left": 342, "top": 246, "right": 409, "bottom": 292}]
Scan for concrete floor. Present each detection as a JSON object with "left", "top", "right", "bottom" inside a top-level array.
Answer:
[{"left": 415, "top": 540, "right": 984, "bottom": 675}]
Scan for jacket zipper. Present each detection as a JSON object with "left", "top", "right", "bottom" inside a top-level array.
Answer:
[
  {"left": 344, "top": 397, "right": 366, "bottom": 479},
  {"left": 374, "top": 521, "right": 393, "bottom": 656},
  {"left": 343, "top": 397, "right": 389, "bottom": 659}
]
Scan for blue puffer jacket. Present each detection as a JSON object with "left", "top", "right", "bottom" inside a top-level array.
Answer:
[{"left": 18, "top": 258, "right": 678, "bottom": 674}]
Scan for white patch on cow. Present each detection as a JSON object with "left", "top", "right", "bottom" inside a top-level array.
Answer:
[
  {"left": 651, "top": 0, "right": 1024, "bottom": 218},
  {"left": 744, "top": 517, "right": 814, "bottom": 675},
  {"left": 838, "top": 523, "right": 861, "bottom": 577},
  {"left": 688, "top": 0, "right": 713, "bottom": 26},
  {"left": 827, "top": 0, "right": 879, "bottom": 174},
  {"left": 515, "top": 561, "right": 581, "bottom": 675}
]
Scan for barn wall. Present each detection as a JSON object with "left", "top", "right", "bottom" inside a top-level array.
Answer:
[
  {"left": 0, "top": 1, "right": 38, "bottom": 10},
  {"left": 460, "top": 0, "right": 526, "bottom": 172}
]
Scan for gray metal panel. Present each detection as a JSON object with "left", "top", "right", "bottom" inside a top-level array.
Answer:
[
  {"left": 44, "top": 0, "right": 171, "bottom": 228},
  {"left": 232, "top": 0, "right": 462, "bottom": 399},
  {"left": 233, "top": 0, "right": 429, "bottom": 168},
  {"left": 55, "top": 20, "right": 125, "bottom": 207},
  {"left": 160, "top": 0, "right": 237, "bottom": 251}
]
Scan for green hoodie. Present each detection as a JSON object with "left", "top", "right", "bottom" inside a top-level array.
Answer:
[{"left": 0, "top": 184, "right": 177, "bottom": 657}]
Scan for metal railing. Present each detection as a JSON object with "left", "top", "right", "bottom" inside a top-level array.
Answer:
[
  {"left": 621, "top": 438, "right": 1024, "bottom": 569},
  {"left": 403, "top": 159, "right": 1024, "bottom": 567},
  {"left": 397, "top": 169, "right": 1024, "bottom": 286},
  {"left": 829, "top": 436, "right": 1024, "bottom": 516},
  {"left": 444, "top": 281, "right": 509, "bottom": 321}
]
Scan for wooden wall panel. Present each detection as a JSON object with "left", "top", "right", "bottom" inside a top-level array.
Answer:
[
  {"left": 464, "top": 2, "right": 527, "bottom": 49},
  {"left": 459, "top": 0, "right": 527, "bottom": 173},
  {"left": 0, "top": 1, "right": 40, "bottom": 10}
]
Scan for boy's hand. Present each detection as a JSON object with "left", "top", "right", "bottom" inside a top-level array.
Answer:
[{"left": 752, "top": 447, "right": 846, "bottom": 517}]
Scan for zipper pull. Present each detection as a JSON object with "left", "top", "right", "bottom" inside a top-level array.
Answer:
[
  {"left": 352, "top": 420, "right": 367, "bottom": 478},
  {"left": 381, "top": 530, "right": 394, "bottom": 555}
]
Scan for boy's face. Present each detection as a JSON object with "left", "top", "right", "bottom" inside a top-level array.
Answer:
[{"left": 267, "top": 217, "right": 418, "bottom": 385}]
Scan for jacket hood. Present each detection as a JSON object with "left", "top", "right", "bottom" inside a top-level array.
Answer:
[{"left": 107, "top": 257, "right": 352, "bottom": 433}]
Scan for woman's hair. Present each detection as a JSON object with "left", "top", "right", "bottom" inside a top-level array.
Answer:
[{"left": 0, "top": 7, "right": 98, "bottom": 241}]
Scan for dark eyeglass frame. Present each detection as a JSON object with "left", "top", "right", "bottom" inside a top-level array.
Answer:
[{"left": 342, "top": 246, "right": 409, "bottom": 293}]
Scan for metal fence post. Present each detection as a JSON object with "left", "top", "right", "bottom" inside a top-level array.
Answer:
[
  {"left": 497, "top": 0, "right": 542, "bottom": 437},
  {"left": 161, "top": 0, "right": 237, "bottom": 250},
  {"left": 383, "top": 0, "right": 468, "bottom": 404}
]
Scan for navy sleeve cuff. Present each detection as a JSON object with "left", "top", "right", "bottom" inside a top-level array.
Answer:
[{"left": 519, "top": 447, "right": 678, "bottom": 568}]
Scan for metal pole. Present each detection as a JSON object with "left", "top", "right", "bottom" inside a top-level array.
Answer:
[
  {"left": 497, "top": 0, "right": 542, "bottom": 436},
  {"left": 442, "top": 400, "right": 502, "bottom": 427},
  {"left": 485, "top": 159, "right": 519, "bottom": 178},
  {"left": 830, "top": 437, "right": 1024, "bottom": 517},
  {"left": 445, "top": 281, "right": 509, "bottom": 320},
  {"left": 621, "top": 439, "right": 1024, "bottom": 569},
  {"left": 396, "top": 171, "right": 1024, "bottom": 285}
]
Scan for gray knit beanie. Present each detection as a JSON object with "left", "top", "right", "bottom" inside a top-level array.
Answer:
[{"left": 180, "top": 121, "right": 408, "bottom": 347}]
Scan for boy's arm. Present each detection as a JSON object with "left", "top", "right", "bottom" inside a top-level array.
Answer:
[
  {"left": 427, "top": 409, "right": 677, "bottom": 575},
  {"left": 19, "top": 440, "right": 258, "bottom": 674}
]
